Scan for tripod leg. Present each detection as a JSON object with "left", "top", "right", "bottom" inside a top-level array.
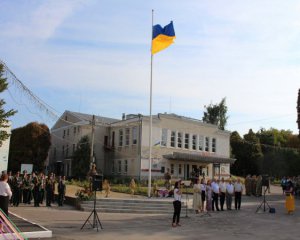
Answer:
[
  {"left": 255, "top": 201, "right": 264, "bottom": 213},
  {"left": 95, "top": 211, "right": 103, "bottom": 229},
  {"left": 81, "top": 210, "right": 94, "bottom": 230}
]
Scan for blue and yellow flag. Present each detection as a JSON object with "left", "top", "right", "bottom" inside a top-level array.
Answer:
[{"left": 152, "top": 21, "right": 175, "bottom": 54}]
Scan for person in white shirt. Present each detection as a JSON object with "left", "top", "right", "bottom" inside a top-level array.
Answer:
[
  {"left": 219, "top": 178, "right": 226, "bottom": 211},
  {"left": 0, "top": 173, "right": 13, "bottom": 232},
  {"left": 211, "top": 179, "right": 220, "bottom": 211},
  {"left": 234, "top": 178, "right": 243, "bottom": 210},
  {"left": 226, "top": 179, "right": 234, "bottom": 210},
  {"left": 192, "top": 179, "right": 202, "bottom": 213},
  {"left": 172, "top": 180, "right": 182, "bottom": 227}
]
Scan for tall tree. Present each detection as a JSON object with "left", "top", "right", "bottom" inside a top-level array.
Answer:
[
  {"left": 230, "top": 129, "right": 263, "bottom": 176},
  {"left": 72, "top": 136, "right": 91, "bottom": 178},
  {"left": 202, "top": 97, "right": 228, "bottom": 130},
  {"left": 8, "top": 122, "right": 51, "bottom": 172},
  {"left": 0, "top": 63, "right": 16, "bottom": 146}
]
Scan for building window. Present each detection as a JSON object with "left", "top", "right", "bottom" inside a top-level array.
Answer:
[
  {"left": 73, "top": 127, "right": 76, "bottom": 134},
  {"left": 171, "top": 164, "right": 174, "bottom": 174},
  {"left": 118, "top": 160, "right": 122, "bottom": 173},
  {"left": 124, "top": 160, "right": 128, "bottom": 173},
  {"left": 171, "top": 131, "right": 176, "bottom": 147},
  {"left": 178, "top": 164, "right": 182, "bottom": 175},
  {"left": 63, "top": 130, "right": 65, "bottom": 138},
  {"left": 62, "top": 146, "right": 65, "bottom": 157},
  {"left": 72, "top": 144, "right": 75, "bottom": 154},
  {"left": 132, "top": 127, "right": 137, "bottom": 145},
  {"left": 177, "top": 132, "right": 182, "bottom": 148},
  {"left": 184, "top": 133, "right": 189, "bottom": 149},
  {"left": 112, "top": 131, "right": 115, "bottom": 148},
  {"left": 205, "top": 137, "right": 209, "bottom": 152},
  {"left": 67, "top": 129, "right": 69, "bottom": 136},
  {"left": 199, "top": 135, "right": 203, "bottom": 151},
  {"left": 212, "top": 138, "right": 216, "bottom": 153},
  {"left": 125, "top": 128, "right": 130, "bottom": 146},
  {"left": 65, "top": 115, "right": 68, "bottom": 121},
  {"left": 66, "top": 144, "right": 69, "bottom": 157},
  {"left": 112, "top": 161, "right": 115, "bottom": 173},
  {"left": 77, "top": 126, "right": 80, "bottom": 132},
  {"left": 119, "top": 129, "right": 123, "bottom": 147},
  {"left": 192, "top": 135, "right": 197, "bottom": 150},
  {"left": 53, "top": 147, "right": 56, "bottom": 160},
  {"left": 161, "top": 128, "right": 168, "bottom": 147}
]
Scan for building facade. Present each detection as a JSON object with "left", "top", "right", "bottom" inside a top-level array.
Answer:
[
  {"left": 48, "top": 111, "right": 235, "bottom": 180},
  {"left": 0, "top": 124, "right": 11, "bottom": 173}
]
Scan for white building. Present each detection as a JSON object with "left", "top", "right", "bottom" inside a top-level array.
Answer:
[
  {"left": 49, "top": 111, "right": 235, "bottom": 180},
  {"left": 0, "top": 124, "right": 11, "bottom": 172}
]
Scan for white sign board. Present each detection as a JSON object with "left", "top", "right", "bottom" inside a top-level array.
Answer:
[{"left": 21, "top": 164, "right": 33, "bottom": 174}]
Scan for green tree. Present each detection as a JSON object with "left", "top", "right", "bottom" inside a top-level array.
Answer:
[
  {"left": 0, "top": 63, "right": 16, "bottom": 146},
  {"left": 72, "top": 135, "right": 91, "bottom": 178},
  {"left": 256, "top": 128, "right": 300, "bottom": 177},
  {"left": 230, "top": 129, "right": 263, "bottom": 176},
  {"left": 8, "top": 122, "right": 51, "bottom": 172},
  {"left": 202, "top": 97, "right": 228, "bottom": 130}
]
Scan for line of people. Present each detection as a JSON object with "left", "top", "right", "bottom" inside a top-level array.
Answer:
[
  {"left": 6, "top": 171, "right": 66, "bottom": 208},
  {"left": 193, "top": 177, "right": 244, "bottom": 213}
]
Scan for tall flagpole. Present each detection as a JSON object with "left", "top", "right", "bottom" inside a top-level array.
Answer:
[{"left": 148, "top": 9, "right": 154, "bottom": 198}]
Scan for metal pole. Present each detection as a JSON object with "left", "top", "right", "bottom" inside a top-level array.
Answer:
[
  {"left": 148, "top": 9, "right": 154, "bottom": 198},
  {"left": 90, "top": 115, "right": 95, "bottom": 169}
]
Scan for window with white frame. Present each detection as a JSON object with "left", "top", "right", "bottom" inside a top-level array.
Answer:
[
  {"left": 125, "top": 128, "right": 130, "bottom": 146},
  {"left": 132, "top": 127, "right": 137, "bottom": 145},
  {"left": 184, "top": 133, "right": 189, "bottom": 149},
  {"left": 177, "top": 132, "right": 182, "bottom": 148},
  {"left": 171, "top": 164, "right": 174, "bottom": 174},
  {"left": 73, "top": 126, "right": 76, "bottom": 134},
  {"left": 192, "top": 135, "right": 197, "bottom": 150},
  {"left": 111, "top": 161, "right": 115, "bottom": 173},
  {"left": 53, "top": 147, "right": 56, "bottom": 160},
  {"left": 124, "top": 160, "right": 128, "bottom": 173},
  {"left": 119, "top": 129, "right": 123, "bottom": 147},
  {"left": 212, "top": 138, "right": 216, "bottom": 152},
  {"left": 178, "top": 164, "right": 182, "bottom": 175},
  {"left": 66, "top": 144, "right": 69, "bottom": 157},
  {"left": 118, "top": 160, "right": 122, "bottom": 173},
  {"left": 199, "top": 135, "right": 203, "bottom": 151},
  {"left": 171, "top": 131, "right": 176, "bottom": 147},
  {"left": 161, "top": 128, "right": 168, "bottom": 147},
  {"left": 205, "top": 137, "right": 209, "bottom": 152}
]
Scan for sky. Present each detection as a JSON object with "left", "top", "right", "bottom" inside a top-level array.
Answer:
[{"left": 0, "top": 0, "right": 299, "bottom": 136}]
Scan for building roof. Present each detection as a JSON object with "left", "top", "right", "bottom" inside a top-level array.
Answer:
[
  {"left": 69, "top": 111, "right": 119, "bottom": 125},
  {"left": 163, "top": 151, "right": 236, "bottom": 164}
]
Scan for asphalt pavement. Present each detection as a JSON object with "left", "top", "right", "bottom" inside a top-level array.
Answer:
[{"left": 8, "top": 185, "right": 300, "bottom": 240}]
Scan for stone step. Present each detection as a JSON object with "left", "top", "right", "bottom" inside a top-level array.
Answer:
[{"left": 80, "top": 198, "right": 188, "bottom": 214}]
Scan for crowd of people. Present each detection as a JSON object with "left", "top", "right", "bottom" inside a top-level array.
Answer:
[
  {"left": 171, "top": 177, "right": 244, "bottom": 228},
  {"left": 192, "top": 177, "right": 243, "bottom": 213},
  {"left": 4, "top": 170, "right": 66, "bottom": 208}
]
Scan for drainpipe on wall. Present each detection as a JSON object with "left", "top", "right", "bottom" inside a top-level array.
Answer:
[{"left": 138, "top": 114, "right": 142, "bottom": 181}]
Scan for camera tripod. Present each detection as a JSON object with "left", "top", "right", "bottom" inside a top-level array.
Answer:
[
  {"left": 81, "top": 190, "right": 103, "bottom": 231},
  {"left": 255, "top": 186, "right": 271, "bottom": 213}
]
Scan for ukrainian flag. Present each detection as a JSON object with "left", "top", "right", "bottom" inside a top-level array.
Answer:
[{"left": 151, "top": 21, "right": 175, "bottom": 54}]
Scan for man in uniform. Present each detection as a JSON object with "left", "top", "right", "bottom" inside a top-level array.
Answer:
[
  {"left": 164, "top": 168, "right": 171, "bottom": 190},
  {"left": 57, "top": 176, "right": 66, "bottom": 206},
  {"left": 245, "top": 175, "right": 251, "bottom": 196}
]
